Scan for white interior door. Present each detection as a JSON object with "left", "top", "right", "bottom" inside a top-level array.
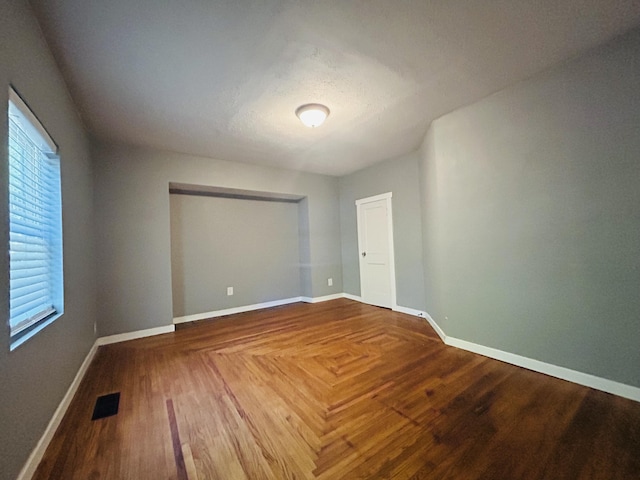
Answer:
[{"left": 356, "top": 193, "right": 396, "bottom": 309}]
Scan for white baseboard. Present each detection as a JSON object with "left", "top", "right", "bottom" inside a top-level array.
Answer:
[
  {"left": 301, "top": 293, "right": 345, "bottom": 303},
  {"left": 21, "top": 298, "right": 638, "bottom": 480},
  {"left": 445, "top": 336, "right": 640, "bottom": 403},
  {"left": 342, "top": 293, "right": 362, "bottom": 302},
  {"left": 173, "top": 297, "right": 302, "bottom": 324},
  {"left": 174, "top": 294, "right": 353, "bottom": 323},
  {"left": 353, "top": 298, "right": 640, "bottom": 403},
  {"left": 96, "top": 325, "right": 175, "bottom": 345},
  {"left": 94, "top": 300, "right": 640, "bottom": 405},
  {"left": 17, "top": 341, "right": 99, "bottom": 480},
  {"left": 16, "top": 297, "right": 640, "bottom": 480},
  {"left": 422, "top": 312, "right": 447, "bottom": 342},
  {"left": 392, "top": 305, "right": 422, "bottom": 316},
  {"left": 393, "top": 305, "right": 447, "bottom": 342},
  {"left": 18, "top": 323, "right": 181, "bottom": 479}
]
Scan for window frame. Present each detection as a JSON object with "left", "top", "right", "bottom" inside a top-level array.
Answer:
[{"left": 7, "top": 86, "right": 64, "bottom": 350}]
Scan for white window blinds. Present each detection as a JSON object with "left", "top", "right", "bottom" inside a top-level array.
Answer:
[{"left": 8, "top": 88, "right": 63, "bottom": 338}]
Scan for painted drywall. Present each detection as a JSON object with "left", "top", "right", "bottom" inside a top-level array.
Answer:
[
  {"left": 297, "top": 197, "right": 312, "bottom": 297},
  {"left": 170, "top": 194, "right": 301, "bottom": 317},
  {"left": 93, "top": 143, "right": 342, "bottom": 336},
  {"left": 339, "top": 152, "right": 426, "bottom": 311},
  {"left": 0, "top": 1, "right": 96, "bottom": 479},
  {"left": 419, "top": 28, "right": 640, "bottom": 388}
]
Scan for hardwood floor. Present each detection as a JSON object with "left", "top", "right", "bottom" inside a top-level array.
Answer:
[{"left": 34, "top": 299, "right": 640, "bottom": 479}]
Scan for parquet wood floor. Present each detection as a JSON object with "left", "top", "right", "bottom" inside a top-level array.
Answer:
[{"left": 34, "top": 299, "right": 640, "bottom": 479}]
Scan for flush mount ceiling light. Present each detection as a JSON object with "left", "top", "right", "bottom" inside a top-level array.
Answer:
[{"left": 295, "top": 103, "right": 330, "bottom": 128}]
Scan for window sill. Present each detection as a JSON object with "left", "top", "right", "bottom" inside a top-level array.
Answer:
[{"left": 10, "top": 312, "right": 64, "bottom": 352}]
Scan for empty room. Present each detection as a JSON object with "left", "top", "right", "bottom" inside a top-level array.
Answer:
[{"left": 2, "top": 0, "right": 640, "bottom": 479}]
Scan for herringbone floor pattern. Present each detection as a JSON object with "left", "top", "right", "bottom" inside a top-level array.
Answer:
[{"left": 34, "top": 299, "right": 640, "bottom": 479}]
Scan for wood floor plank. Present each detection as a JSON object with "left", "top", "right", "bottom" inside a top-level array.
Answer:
[{"left": 32, "top": 299, "right": 640, "bottom": 479}]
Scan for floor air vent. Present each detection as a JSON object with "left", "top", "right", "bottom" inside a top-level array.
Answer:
[{"left": 91, "top": 392, "right": 120, "bottom": 420}]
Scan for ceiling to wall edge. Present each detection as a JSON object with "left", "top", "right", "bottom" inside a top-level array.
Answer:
[{"left": 168, "top": 182, "right": 305, "bottom": 204}]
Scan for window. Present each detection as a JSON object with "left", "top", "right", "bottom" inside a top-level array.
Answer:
[{"left": 8, "top": 87, "right": 63, "bottom": 347}]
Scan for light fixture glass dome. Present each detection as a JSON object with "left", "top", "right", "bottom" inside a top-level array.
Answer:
[{"left": 296, "top": 104, "right": 330, "bottom": 128}]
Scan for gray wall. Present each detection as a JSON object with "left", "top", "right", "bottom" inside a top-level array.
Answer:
[
  {"left": 339, "top": 152, "right": 426, "bottom": 311},
  {"left": 170, "top": 194, "right": 301, "bottom": 317},
  {"left": 419, "top": 28, "right": 640, "bottom": 387},
  {"left": 0, "top": 1, "right": 96, "bottom": 479},
  {"left": 93, "top": 143, "right": 342, "bottom": 336},
  {"left": 3, "top": 5, "right": 638, "bottom": 477}
]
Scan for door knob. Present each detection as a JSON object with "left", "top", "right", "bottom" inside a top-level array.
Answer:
[{"left": 362, "top": 251, "right": 367, "bottom": 257}]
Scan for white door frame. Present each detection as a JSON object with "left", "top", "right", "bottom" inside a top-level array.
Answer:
[{"left": 356, "top": 192, "right": 397, "bottom": 309}]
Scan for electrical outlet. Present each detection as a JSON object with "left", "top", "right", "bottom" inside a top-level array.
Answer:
[
  {"left": 227, "top": 287, "right": 234, "bottom": 296},
  {"left": 328, "top": 278, "right": 333, "bottom": 287}
]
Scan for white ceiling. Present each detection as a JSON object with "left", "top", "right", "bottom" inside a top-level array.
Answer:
[{"left": 30, "top": 0, "right": 640, "bottom": 176}]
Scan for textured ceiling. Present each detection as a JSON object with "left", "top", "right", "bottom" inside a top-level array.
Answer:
[{"left": 30, "top": 0, "right": 640, "bottom": 176}]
